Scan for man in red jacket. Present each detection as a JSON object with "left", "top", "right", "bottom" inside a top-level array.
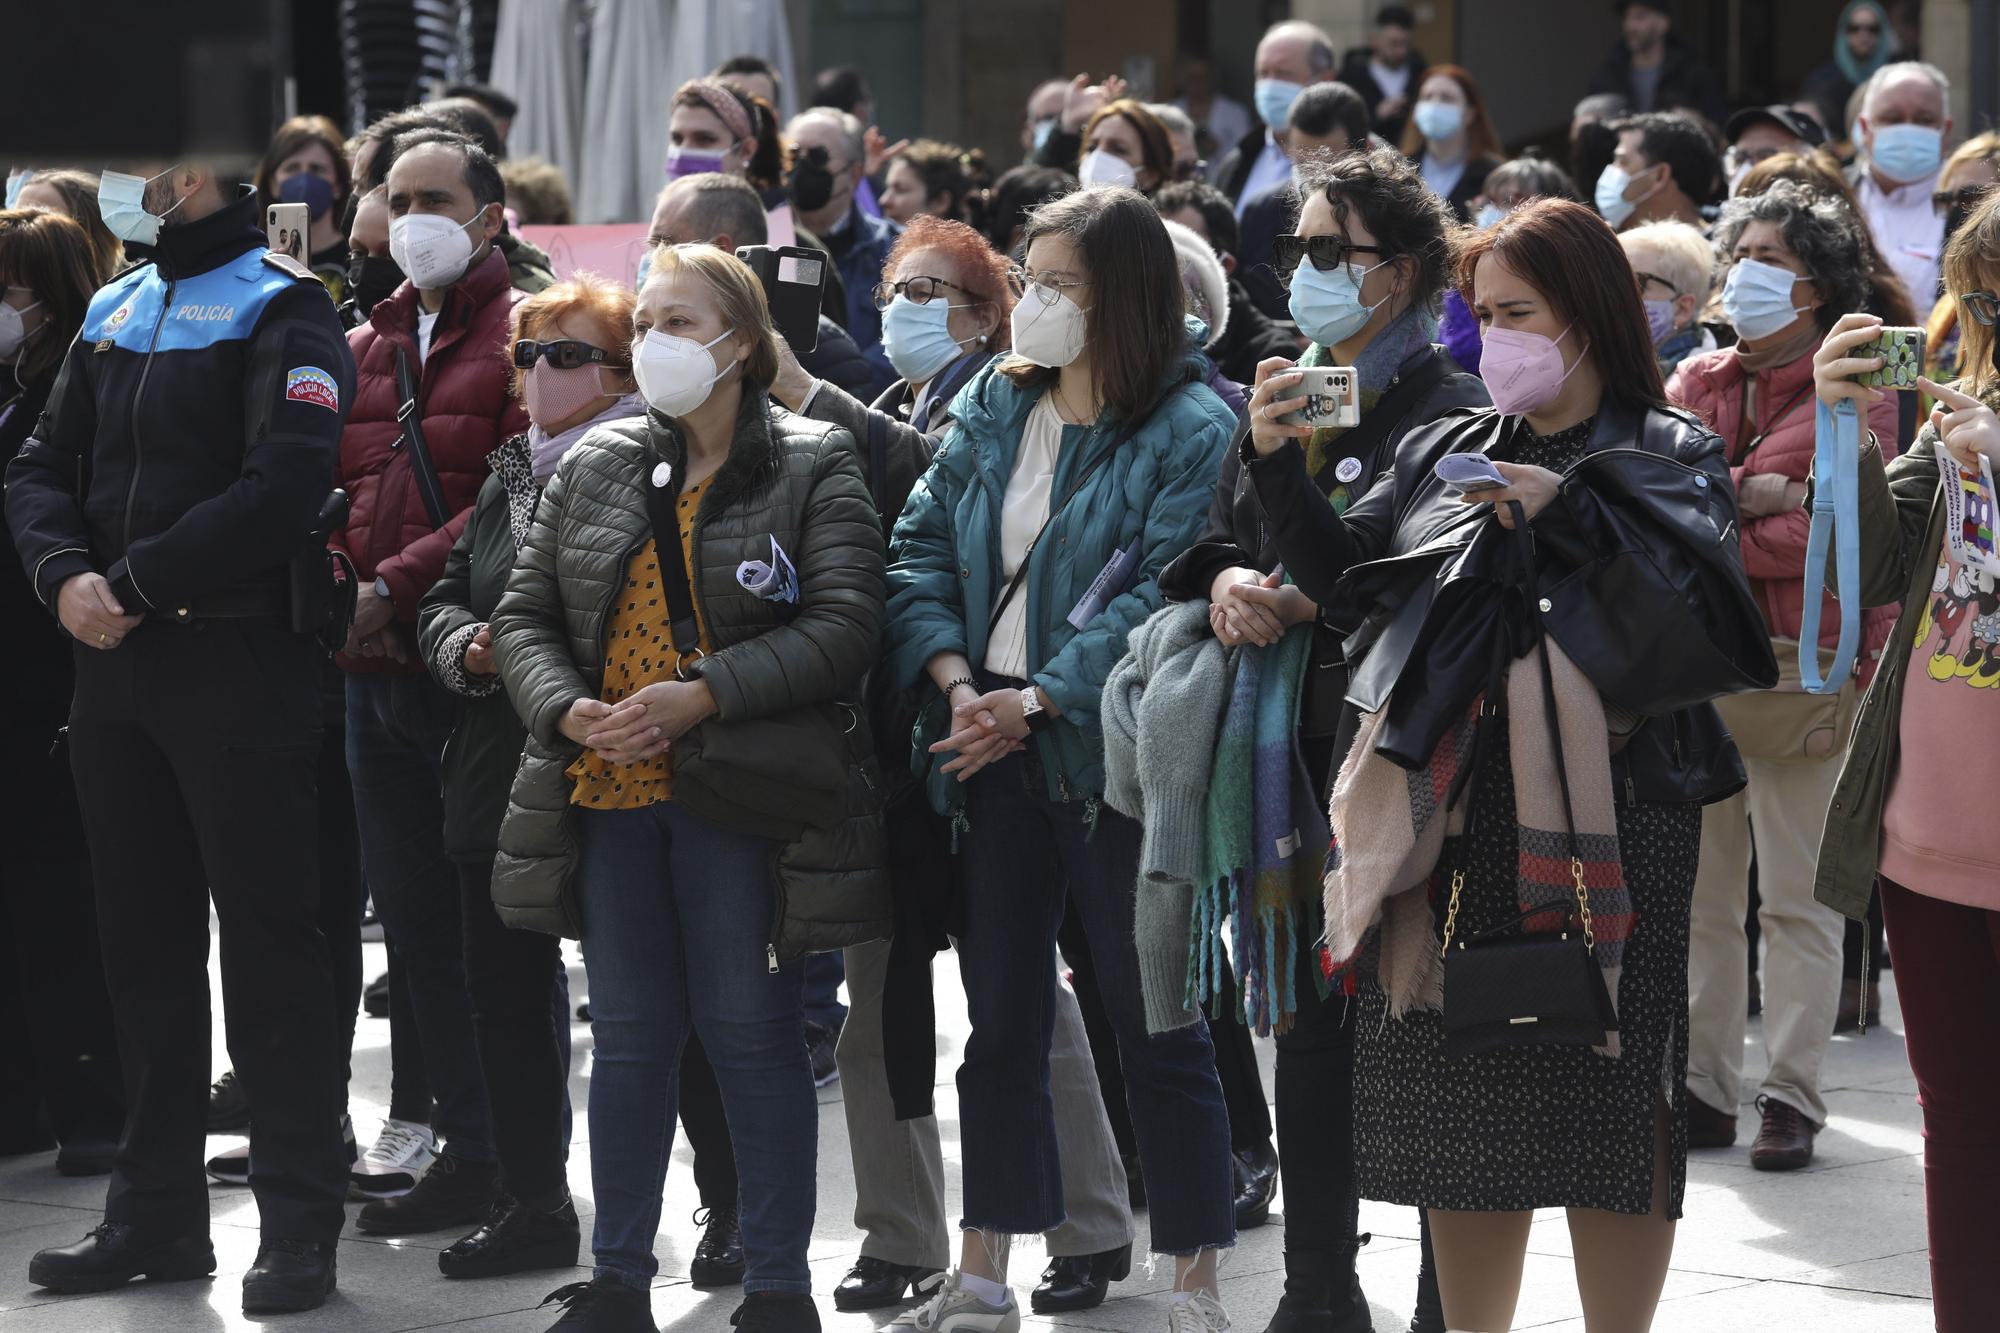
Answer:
[{"left": 330, "top": 128, "right": 527, "bottom": 1232}]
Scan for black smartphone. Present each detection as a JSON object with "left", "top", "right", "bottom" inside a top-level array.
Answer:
[{"left": 734, "top": 244, "right": 826, "bottom": 355}]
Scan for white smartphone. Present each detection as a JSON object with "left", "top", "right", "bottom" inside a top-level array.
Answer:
[
  {"left": 1434, "top": 452, "right": 1508, "bottom": 493},
  {"left": 266, "top": 202, "right": 309, "bottom": 262},
  {"left": 1278, "top": 365, "right": 1361, "bottom": 430}
]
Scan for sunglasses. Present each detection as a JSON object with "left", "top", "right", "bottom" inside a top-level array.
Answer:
[
  {"left": 1934, "top": 183, "right": 1998, "bottom": 217},
  {"left": 513, "top": 339, "right": 615, "bottom": 371},
  {"left": 1961, "top": 290, "right": 2000, "bottom": 327},
  {"left": 1273, "top": 234, "right": 1386, "bottom": 279}
]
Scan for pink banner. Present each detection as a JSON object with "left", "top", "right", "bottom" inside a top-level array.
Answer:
[{"left": 517, "top": 224, "right": 653, "bottom": 286}]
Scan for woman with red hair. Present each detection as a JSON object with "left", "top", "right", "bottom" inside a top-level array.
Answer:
[
  {"left": 1244, "top": 197, "right": 1773, "bottom": 1330},
  {"left": 1401, "top": 64, "right": 1505, "bottom": 222}
]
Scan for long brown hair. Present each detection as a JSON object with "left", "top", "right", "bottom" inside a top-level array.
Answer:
[
  {"left": 1000, "top": 187, "right": 1187, "bottom": 421},
  {"left": 1080, "top": 100, "right": 1176, "bottom": 194},
  {"left": 1455, "top": 197, "right": 1668, "bottom": 410},
  {"left": 0, "top": 208, "right": 107, "bottom": 384},
  {"left": 1399, "top": 65, "right": 1504, "bottom": 164},
  {"left": 21, "top": 169, "right": 122, "bottom": 280},
  {"left": 1942, "top": 189, "right": 2000, "bottom": 399}
]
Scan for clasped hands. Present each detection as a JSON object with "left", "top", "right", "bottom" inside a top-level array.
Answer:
[
  {"left": 928, "top": 683, "right": 1041, "bottom": 781},
  {"left": 560, "top": 678, "right": 717, "bottom": 766}
]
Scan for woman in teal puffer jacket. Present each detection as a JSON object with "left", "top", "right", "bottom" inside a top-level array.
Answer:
[{"left": 881, "top": 187, "right": 1240, "bottom": 1332}]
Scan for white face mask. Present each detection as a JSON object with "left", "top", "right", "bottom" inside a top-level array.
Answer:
[
  {"left": 0, "top": 295, "right": 41, "bottom": 360},
  {"left": 633, "top": 327, "right": 737, "bottom": 417},
  {"left": 1077, "top": 148, "right": 1139, "bottom": 190},
  {"left": 1010, "top": 284, "right": 1090, "bottom": 368},
  {"left": 389, "top": 209, "right": 485, "bottom": 290}
]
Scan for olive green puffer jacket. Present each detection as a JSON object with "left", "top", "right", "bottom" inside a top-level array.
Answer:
[{"left": 488, "top": 389, "right": 891, "bottom": 961}]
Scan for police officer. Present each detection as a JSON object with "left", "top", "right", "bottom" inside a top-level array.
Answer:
[{"left": 5, "top": 162, "right": 356, "bottom": 1314}]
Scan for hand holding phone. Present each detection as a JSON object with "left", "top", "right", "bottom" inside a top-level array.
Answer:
[
  {"left": 1277, "top": 366, "right": 1360, "bottom": 430},
  {"left": 735, "top": 245, "right": 826, "bottom": 355},
  {"left": 1850, "top": 325, "right": 1925, "bottom": 389},
  {"left": 266, "top": 202, "right": 309, "bottom": 261}
]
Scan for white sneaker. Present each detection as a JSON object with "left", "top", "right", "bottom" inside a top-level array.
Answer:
[
  {"left": 1168, "top": 1292, "right": 1232, "bottom": 1332},
  {"left": 208, "top": 1114, "right": 355, "bottom": 1186},
  {"left": 347, "top": 1118, "right": 435, "bottom": 1199},
  {"left": 891, "top": 1270, "right": 1021, "bottom": 1331}
]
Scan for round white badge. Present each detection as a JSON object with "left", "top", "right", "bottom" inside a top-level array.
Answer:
[
  {"left": 1334, "top": 456, "right": 1364, "bottom": 484},
  {"left": 652, "top": 462, "right": 672, "bottom": 489}
]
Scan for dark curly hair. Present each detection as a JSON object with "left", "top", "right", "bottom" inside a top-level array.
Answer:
[
  {"left": 1293, "top": 144, "right": 1456, "bottom": 313},
  {"left": 1711, "top": 179, "right": 1875, "bottom": 332}
]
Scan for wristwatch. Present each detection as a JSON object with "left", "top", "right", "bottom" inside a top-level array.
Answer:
[{"left": 1020, "top": 685, "right": 1054, "bottom": 734}]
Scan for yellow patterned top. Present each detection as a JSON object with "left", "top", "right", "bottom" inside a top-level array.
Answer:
[{"left": 567, "top": 475, "right": 713, "bottom": 808}]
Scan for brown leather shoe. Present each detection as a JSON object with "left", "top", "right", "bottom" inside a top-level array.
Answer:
[
  {"left": 1686, "top": 1090, "right": 1738, "bottom": 1149},
  {"left": 1750, "top": 1096, "right": 1817, "bottom": 1170}
]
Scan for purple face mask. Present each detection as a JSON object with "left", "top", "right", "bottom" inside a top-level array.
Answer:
[{"left": 666, "top": 147, "right": 730, "bottom": 180}]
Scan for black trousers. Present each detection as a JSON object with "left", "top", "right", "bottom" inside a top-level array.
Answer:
[
  {"left": 1057, "top": 899, "right": 1274, "bottom": 1160},
  {"left": 67, "top": 618, "right": 347, "bottom": 1243},
  {"left": 679, "top": 1031, "right": 737, "bottom": 1210},
  {"left": 458, "top": 859, "right": 566, "bottom": 1203},
  {"left": 1271, "top": 930, "right": 1359, "bottom": 1250},
  {"left": 0, "top": 700, "right": 124, "bottom": 1150}
]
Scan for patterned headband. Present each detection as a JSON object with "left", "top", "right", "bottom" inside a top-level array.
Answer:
[{"left": 679, "top": 79, "right": 756, "bottom": 145}]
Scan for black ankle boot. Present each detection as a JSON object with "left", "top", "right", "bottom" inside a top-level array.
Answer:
[
  {"left": 689, "top": 1202, "right": 745, "bottom": 1287},
  {"left": 440, "top": 1194, "right": 581, "bottom": 1278},
  {"left": 1262, "top": 1241, "right": 1374, "bottom": 1333}
]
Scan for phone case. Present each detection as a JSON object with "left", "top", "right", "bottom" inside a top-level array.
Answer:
[
  {"left": 1279, "top": 367, "right": 1360, "bottom": 429},
  {"left": 1854, "top": 326, "right": 1925, "bottom": 389}
]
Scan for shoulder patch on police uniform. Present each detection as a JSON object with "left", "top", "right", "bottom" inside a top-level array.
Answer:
[
  {"left": 285, "top": 366, "right": 340, "bottom": 411},
  {"left": 261, "top": 252, "right": 316, "bottom": 282}
]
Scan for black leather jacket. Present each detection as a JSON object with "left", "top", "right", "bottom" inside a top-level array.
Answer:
[{"left": 1248, "top": 394, "right": 1778, "bottom": 807}]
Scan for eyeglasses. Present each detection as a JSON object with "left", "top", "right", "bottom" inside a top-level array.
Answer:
[
  {"left": 1273, "top": 234, "right": 1386, "bottom": 280},
  {"left": 1006, "top": 265, "right": 1092, "bottom": 305},
  {"left": 513, "top": 339, "right": 615, "bottom": 371},
  {"left": 1636, "top": 270, "right": 1679, "bottom": 297},
  {"left": 1933, "top": 183, "right": 1998, "bottom": 217},
  {"left": 1173, "top": 159, "right": 1208, "bottom": 182},
  {"left": 873, "top": 274, "right": 978, "bottom": 310},
  {"left": 1961, "top": 290, "right": 2000, "bottom": 327},
  {"left": 795, "top": 144, "right": 851, "bottom": 174}
]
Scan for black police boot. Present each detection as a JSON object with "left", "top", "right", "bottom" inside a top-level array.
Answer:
[
  {"left": 730, "top": 1291, "right": 821, "bottom": 1331},
  {"left": 241, "top": 1238, "right": 336, "bottom": 1314},
  {"left": 1264, "top": 1241, "right": 1376, "bottom": 1333},
  {"left": 689, "top": 1203, "right": 745, "bottom": 1287},
  {"left": 440, "top": 1194, "right": 581, "bottom": 1279},
  {"left": 356, "top": 1151, "right": 500, "bottom": 1235},
  {"left": 1030, "top": 1242, "right": 1132, "bottom": 1314},
  {"left": 833, "top": 1256, "right": 944, "bottom": 1311},
  {"left": 207, "top": 1069, "right": 251, "bottom": 1133},
  {"left": 539, "top": 1277, "right": 659, "bottom": 1330},
  {"left": 29, "top": 1223, "right": 216, "bottom": 1294}
]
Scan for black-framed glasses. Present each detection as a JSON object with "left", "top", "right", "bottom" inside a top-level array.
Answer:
[
  {"left": 1006, "top": 265, "right": 1092, "bottom": 305},
  {"left": 1961, "top": 290, "right": 2000, "bottom": 327},
  {"left": 1934, "top": 183, "right": 1998, "bottom": 217},
  {"left": 1636, "top": 270, "right": 1679, "bottom": 297},
  {"left": 873, "top": 274, "right": 977, "bottom": 310},
  {"left": 513, "top": 338, "right": 614, "bottom": 371},
  {"left": 1273, "top": 234, "right": 1386, "bottom": 279}
]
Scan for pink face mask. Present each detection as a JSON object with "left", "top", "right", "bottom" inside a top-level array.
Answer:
[
  {"left": 1479, "top": 322, "right": 1588, "bottom": 416},
  {"left": 523, "top": 361, "right": 614, "bottom": 432}
]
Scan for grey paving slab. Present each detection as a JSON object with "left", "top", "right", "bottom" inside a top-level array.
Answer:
[{"left": 1525, "top": 1275, "right": 1932, "bottom": 1331}]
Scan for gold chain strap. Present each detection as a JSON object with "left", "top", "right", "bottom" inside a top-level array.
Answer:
[
  {"left": 1439, "top": 869, "right": 1465, "bottom": 959},
  {"left": 1572, "top": 856, "right": 1595, "bottom": 951}
]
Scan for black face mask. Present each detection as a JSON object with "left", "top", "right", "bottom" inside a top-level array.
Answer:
[
  {"left": 346, "top": 254, "right": 405, "bottom": 321},
  {"left": 789, "top": 159, "right": 837, "bottom": 213}
]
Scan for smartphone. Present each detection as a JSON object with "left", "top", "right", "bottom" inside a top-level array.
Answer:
[
  {"left": 1434, "top": 452, "right": 1508, "bottom": 493},
  {"left": 1277, "top": 366, "right": 1361, "bottom": 430},
  {"left": 266, "top": 202, "right": 309, "bottom": 262},
  {"left": 1852, "top": 325, "right": 1926, "bottom": 389},
  {"left": 734, "top": 244, "right": 826, "bottom": 355}
]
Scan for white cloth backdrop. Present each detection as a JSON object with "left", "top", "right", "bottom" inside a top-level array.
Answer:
[{"left": 488, "top": 0, "right": 586, "bottom": 202}]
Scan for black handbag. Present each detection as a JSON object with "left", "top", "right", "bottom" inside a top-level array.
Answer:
[{"left": 1439, "top": 505, "right": 1619, "bottom": 1060}]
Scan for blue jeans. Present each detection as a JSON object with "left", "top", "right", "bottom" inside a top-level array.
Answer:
[
  {"left": 345, "top": 671, "right": 493, "bottom": 1161},
  {"left": 575, "top": 801, "right": 816, "bottom": 1294},
  {"left": 954, "top": 747, "right": 1236, "bottom": 1254}
]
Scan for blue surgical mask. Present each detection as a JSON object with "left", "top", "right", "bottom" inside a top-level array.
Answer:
[
  {"left": 1289, "top": 255, "right": 1392, "bottom": 348},
  {"left": 1722, "top": 257, "right": 1811, "bottom": 342},
  {"left": 97, "top": 166, "right": 185, "bottom": 246},
  {"left": 1868, "top": 123, "right": 1943, "bottom": 185},
  {"left": 1594, "top": 162, "right": 1656, "bottom": 229},
  {"left": 881, "top": 293, "right": 981, "bottom": 385},
  {"left": 1254, "top": 78, "right": 1306, "bottom": 132},
  {"left": 4, "top": 171, "right": 26, "bottom": 210},
  {"left": 1032, "top": 117, "right": 1058, "bottom": 153},
  {"left": 1473, "top": 201, "right": 1505, "bottom": 230},
  {"left": 1413, "top": 101, "right": 1464, "bottom": 142}
]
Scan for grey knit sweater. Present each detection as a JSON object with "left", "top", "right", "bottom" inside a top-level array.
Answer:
[{"left": 1101, "top": 597, "right": 1232, "bottom": 1032}]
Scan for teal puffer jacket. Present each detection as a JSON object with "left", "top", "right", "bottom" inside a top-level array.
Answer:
[{"left": 884, "top": 323, "right": 1236, "bottom": 811}]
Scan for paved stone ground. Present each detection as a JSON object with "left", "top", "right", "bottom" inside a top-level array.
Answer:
[{"left": 0, "top": 932, "right": 1933, "bottom": 1331}]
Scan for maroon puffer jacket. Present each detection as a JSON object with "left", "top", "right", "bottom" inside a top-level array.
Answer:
[{"left": 333, "top": 247, "right": 527, "bottom": 673}]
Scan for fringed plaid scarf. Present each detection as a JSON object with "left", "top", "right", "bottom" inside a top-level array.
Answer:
[
  {"left": 1188, "top": 623, "right": 1327, "bottom": 1035},
  {"left": 1321, "top": 636, "right": 1636, "bottom": 1056}
]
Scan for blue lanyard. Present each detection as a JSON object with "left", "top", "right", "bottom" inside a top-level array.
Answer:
[{"left": 1798, "top": 398, "right": 1860, "bottom": 694}]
